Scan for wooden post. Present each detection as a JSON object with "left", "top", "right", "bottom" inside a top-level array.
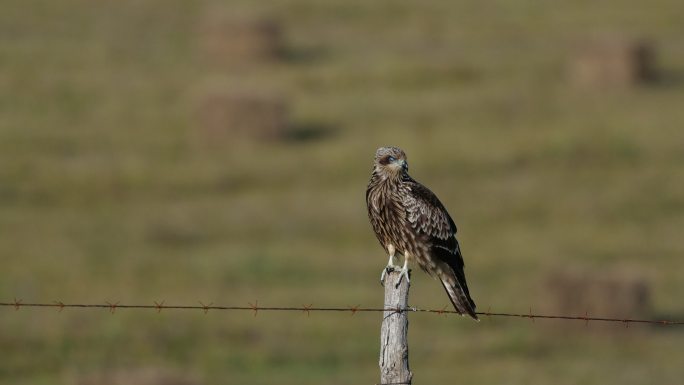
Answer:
[{"left": 379, "top": 269, "right": 412, "bottom": 385}]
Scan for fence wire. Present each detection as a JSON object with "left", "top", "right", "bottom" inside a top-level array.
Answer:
[{"left": 1, "top": 300, "right": 682, "bottom": 326}]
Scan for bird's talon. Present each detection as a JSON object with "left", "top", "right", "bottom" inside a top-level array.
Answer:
[
  {"left": 394, "top": 266, "right": 411, "bottom": 288},
  {"left": 380, "top": 265, "right": 399, "bottom": 286}
]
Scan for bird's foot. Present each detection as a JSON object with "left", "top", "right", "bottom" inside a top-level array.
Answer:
[
  {"left": 380, "top": 264, "right": 401, "bottom": 286},
  {"left": 395, "top": 265, "right": 411, "bottom": 288}
]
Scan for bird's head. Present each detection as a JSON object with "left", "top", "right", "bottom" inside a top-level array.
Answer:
[{"left": 374, "top": 146, "right": 408, "bottom": 176}]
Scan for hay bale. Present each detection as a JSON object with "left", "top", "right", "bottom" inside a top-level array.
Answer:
[
  {"left": 198, "top": 12, "right": 283, "bottom": 67},
  {"left": 543, "top": 268, "right": 650, "bottom": 320},
  {"left": 195, "top": 89, "right": 289, "bottom": 142},
  {"left": 569, "top": 36, "right": 656, "bottom": 88}
]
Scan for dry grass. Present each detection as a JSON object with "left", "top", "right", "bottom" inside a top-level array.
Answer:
[{"left": 73, "top": 368, "right": 200, "bottom": 385}]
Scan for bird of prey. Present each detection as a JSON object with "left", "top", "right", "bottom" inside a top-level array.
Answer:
[{"left": 366, "top": 146, "right": 478, "bottom": 320}]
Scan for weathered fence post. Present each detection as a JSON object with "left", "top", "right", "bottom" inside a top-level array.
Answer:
[{"left": 379, "top": 269, "right": 412, "bottom": 385}]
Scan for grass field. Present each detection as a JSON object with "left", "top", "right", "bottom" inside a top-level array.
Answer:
[{"left": 1, "top": 0, "right": 684, "bottom": 384}]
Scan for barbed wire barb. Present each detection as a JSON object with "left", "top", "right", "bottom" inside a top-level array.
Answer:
[
  {"left": 248, "top": 300, "right": 259, "bottom": 317},
  {"left": 105, "top": 301, "right": 119, "bottom": 314},
  {"left": 54, "top": 301, "right": 65, "bottom": 312},
  {"left": 154, "top": 300, "right": 165, "bottom": 313},
  {"left": 198, "top": 301, "right": 213, "bottom": 314}
]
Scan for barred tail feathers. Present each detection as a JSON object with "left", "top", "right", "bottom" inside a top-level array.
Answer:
[
  {"left": 438, "top": 269, "right": 478, "bottom": 321},
  {"left": 429, "top": 243, "right": 478, "bottom": 321}
]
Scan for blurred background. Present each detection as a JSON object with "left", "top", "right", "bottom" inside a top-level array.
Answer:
[{"left": 1, "top": 0, "right": 684, "bottom": 384}]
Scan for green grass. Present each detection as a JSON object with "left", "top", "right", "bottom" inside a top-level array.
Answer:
[{"left": 1, "top": 0, "right": 684, "bottom": 384}]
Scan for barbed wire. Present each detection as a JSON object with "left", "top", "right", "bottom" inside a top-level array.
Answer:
[{"left": 1, "top": 299, "right": 682, "bottom": 326}]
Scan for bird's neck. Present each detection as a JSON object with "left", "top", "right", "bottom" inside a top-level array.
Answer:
[{"left": 373, "top": 169, "right": 408, "bottom": 185}]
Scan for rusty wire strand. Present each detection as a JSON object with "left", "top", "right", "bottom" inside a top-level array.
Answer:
[{"left": 1, "top": 301, "right": 683, "bottom": 326}]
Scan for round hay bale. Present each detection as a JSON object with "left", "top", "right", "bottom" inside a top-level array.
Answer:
[
  {"left": 569, "top": 36, "right": 656, "bottom": 88},
  {"left": 195, "top": 89, "right": 289, "bottom": 142},
  {"left": 542, "top": 268, "right": 651, "bottom": 321},
  {"left": 198, "top": 12, "right": 283, "bottom": 67}
]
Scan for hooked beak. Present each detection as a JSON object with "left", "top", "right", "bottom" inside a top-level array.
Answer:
[{"left": 398, "top": 159, "right": 408, "bottom": 171}]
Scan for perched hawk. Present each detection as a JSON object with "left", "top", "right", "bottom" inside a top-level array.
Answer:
[{"left": 366, "top": 146, "right": 478, "bottom": 320}]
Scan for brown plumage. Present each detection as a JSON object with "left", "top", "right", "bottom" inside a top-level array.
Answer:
[{"left": 366, "top": 146, "right": 478, "bottom": 320}]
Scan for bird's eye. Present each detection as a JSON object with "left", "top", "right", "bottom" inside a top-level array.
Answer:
[{"left": 388, "top": 156, "right": 396, "bottom": 162}]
